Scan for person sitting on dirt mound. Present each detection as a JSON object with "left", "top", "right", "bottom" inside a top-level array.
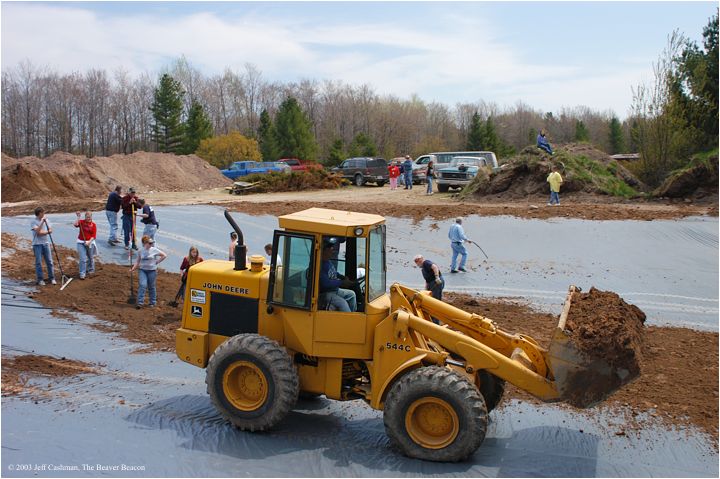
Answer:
[
  {"left": 137, "top": 198, "right": 159, "bottom": 242},
  {"left": 537, "top": 130, "right": 553, "bottom": 155},
  {"left": 73, "top": 210, "right": 97, "bottom": 280},
  {"left": 121, "top": 187, "right": 139, "bottom": 250}
]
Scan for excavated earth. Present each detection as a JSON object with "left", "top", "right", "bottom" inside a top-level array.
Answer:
[
  {"left": 2, "top": 233, "right": 717, "bottom": 445},
  {"left": 1, "top": 151, "right": 231, "bottom": 202}
]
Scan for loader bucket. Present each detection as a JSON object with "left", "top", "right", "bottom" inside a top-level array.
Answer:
[{"left": 546, "top": 286, "right": 644, "bottom": 408}]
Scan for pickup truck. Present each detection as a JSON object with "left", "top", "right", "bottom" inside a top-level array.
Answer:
[
  {"left": 436, "top": 156, "right": 493, "bottom": 192},
  {"left": 220, "top": 161, "right": 284, "bottom": 180},
  {"left": 277, "top": 158, "right": 321, "bottom": 172}
]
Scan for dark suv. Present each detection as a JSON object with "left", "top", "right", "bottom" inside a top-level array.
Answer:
[{"left": 332, "top": 157, "right": 388, "bottom": 186}]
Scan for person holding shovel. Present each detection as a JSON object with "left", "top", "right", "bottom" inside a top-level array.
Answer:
[
  {"left": 121, "top": 187, "right": 139, "bottom": 251},
  {"left": 30, "top": 207, "right": 56, "bottom": 286},
  {"left": 137, "top": 198, "right": 159, "bottom": 242},
  {"left": 448, "top": 217, "right": 471, "bottom": 273},
  {"left": 130, "top": 235, "right": 167, "bottom": 309},
  {"left": 547, "top": 165, "right": 563, "bottom": 206},
  {"left": 73, "top": 210, "right": 97, "bottom": 280}
]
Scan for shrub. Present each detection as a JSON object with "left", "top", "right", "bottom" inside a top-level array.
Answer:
[{"left": 196, "top": 132, "right": 261, "bottom": 169}]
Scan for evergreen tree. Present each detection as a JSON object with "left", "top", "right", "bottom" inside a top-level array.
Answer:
[
  {"left": 274, "top": 97, "right": 318, "bottom": 160},
  {"left": 608, "top": 117, "right": 624, "bottom": 154},
  {"left": 466, "top": 112, "right": 485, "bottom": 150},
  {"left": 181, "top": 100, "right": 213, "bottom": 154},
  {"left": 150, "top": 74, "right": 185, "bottom": 153},
  {"left": 348, "top": 132, "right": 377, "bottom": 157},
  {"left": 326, "top": 138, "right": 345, "bottom": 166},
  {"left": 575, "top": 120, "right": 590, "bottom": 142},
  {"left": 528, "top": 127, "right": 538, "bottom": 146},
  {"left": 258, "top": 109, "right": 280, "bottom": 161}
]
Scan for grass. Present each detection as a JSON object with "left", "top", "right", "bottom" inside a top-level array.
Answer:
[{"left": 557, "top": 151, "right": 638, "bottom": 198}]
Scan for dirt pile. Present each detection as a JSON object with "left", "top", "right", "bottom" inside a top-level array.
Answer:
[
  {"left": 654, "top": 155, "right": 719, "bottom": 199},
  {"left": 2, "top": 354, "right": 99, "bottom": 398},
  {"left": 558, "top": 287, "right": 646, "bottom": 407},
  {"left": 464, "top": 144, "right": 644, "bottom": 200},
  {"left": 1, "top": 233, "right": 182, "bottom": 351},
  {"left": 1, "top": 151, "right": 231, "bottom": 203}
]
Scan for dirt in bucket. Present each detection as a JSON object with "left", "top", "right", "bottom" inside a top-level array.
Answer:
[{"left": 560, "top": 287, "right": 647, "bottom": 408}]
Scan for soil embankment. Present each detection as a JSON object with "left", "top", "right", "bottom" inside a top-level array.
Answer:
[
  {"left": 1, "top": 151, "right": 231, "bottom": 203},
  {"left": 2, "top": 233, "right": 717, "bottom": 443}
]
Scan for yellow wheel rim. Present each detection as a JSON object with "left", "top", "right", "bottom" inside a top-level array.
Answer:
[
  {"left": 222, "top": 361, "right": 268, "bottom": 411},
  {"left": 405, "top": 397, "right": 459, "bottom": 449}
]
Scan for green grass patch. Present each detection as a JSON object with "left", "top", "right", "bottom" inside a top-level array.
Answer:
[{"left": 560, "top": 153, "right": 638, "bottom": 198}]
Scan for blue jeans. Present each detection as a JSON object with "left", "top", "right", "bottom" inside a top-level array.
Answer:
[
  {"left": 77, "top": 242, "right": 95, "bottom": 278},
  {"left": 549, "top": 191, "right": 560, "bottom": 205},
  {"left": 426, "top": 176, "right": 433, "bottom": 194},
  {"left": 142, "top": 224, "right": 158, "bottom": 241},
  {"left": 321, "top": 288, "right": 357, "bottom": 312},
  {"left": 33, "top": 244, "right": 55, "bottom": 282},
  {"left": 122, "top": 214, "right": 135, "bottom": 247},
  {"left": 404, "top": 171, "right": 413, "bottom": 189},
  {"left": 106, "top": 210, "right": 119, "bottom": 242},
  {"left": 137, "top": 269, "right": 157, "bottom": 306},
  {"left": 451, "top": 242, "right": 467, "bottom": 271}
]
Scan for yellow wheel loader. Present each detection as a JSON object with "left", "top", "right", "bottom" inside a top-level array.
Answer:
[{"left": 176, "top": 208, "right": 635, "bottom": 462}]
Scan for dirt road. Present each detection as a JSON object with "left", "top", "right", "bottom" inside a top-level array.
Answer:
[{"left": 3, "top": 185, "right": 716, "bottom": 221}]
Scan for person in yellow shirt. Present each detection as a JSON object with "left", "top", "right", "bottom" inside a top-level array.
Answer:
[{"left": 547, "top": 165, "right": 563, "bottom": 206}]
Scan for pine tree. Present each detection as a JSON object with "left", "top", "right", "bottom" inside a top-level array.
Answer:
[
  {"left": 274, "top": 97, "right": 318, "bottom": 160},
  {"left": 466, "top": 112, "right": 485, "bottom": 150},
  {"left": 150, "top": 74, "right": 185, "bottom": 153},
  {"left": 608, "top": 117, "right": 624, "bottom": 154},
  {"left": 258, "top": 109, "right": 280, "bottom": 161},
  {"left": 181, "top": 100, "right": 213, "bottom": 154},
  {"left": 575, "top": 120, "right": 590, "bottom": 142},
  {"left": 326, "top": 138, "right": 345, "bottom": 166},
  {"left": 528, "top": 127, "right": 538, "bottom": 146},
  {"left": 348, "top": 132, "right": 377, "bottom": 157}
]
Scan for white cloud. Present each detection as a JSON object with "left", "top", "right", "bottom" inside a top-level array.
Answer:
[{"left": 1, "top": 3, "right": 648, "bottom": 116}]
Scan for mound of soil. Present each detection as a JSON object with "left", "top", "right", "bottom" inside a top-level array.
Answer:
[
  {"left": 560, "top": 287, "right": 646, "bottom": 408},
  {"left": 467, "top": 144, "right": 643, "bottom": 200},
  {"left": 1, "top": 151, "right": 231, "bottom": 203},
  {"left": 654, "top": 157, "right": 719, "bottom": 199},
  {"left": 2, "top": 354, "right": 99, "bottom": 398}
]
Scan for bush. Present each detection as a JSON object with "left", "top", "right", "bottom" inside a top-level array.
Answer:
[
  {"left": 196, "top": 132, "right": 261, "bottom": 169},
  {"left": 240, "top": 169, "right": 348, "bottom": 193}
]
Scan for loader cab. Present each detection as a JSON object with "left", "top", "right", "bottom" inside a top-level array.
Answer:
[{"left": 264, "top": 208, "right": 389, "bottom": 360}]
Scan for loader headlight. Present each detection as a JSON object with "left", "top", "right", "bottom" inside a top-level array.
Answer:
[{"left": 354, "top": 227, "right": 364, "bottom": 236}]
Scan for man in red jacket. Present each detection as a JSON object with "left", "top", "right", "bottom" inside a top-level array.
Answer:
[{"left": 121, "top": 187, "right": 138, "bottom": 250}]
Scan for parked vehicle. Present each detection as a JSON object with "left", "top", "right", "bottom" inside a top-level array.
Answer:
[
  {"left": 331, "top": 157, "right": 388, "bottom": 186},
  {"left": 414, "top": 151, "right": 499, "bottom": 185},
  {"left": 261, "top": 161, "right": 292, "bottom": 174},
  {"left": 436, "top": 156, "right": 493, "bottom": 192},
  {"left": 277, "top": 158, "right": 321, "bottom": 172},
  {"left": 221, "top": 161, "right": 280, "bottom": 180}
]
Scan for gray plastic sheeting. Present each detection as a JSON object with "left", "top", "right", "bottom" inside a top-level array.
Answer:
[
  {"left": 1, "top": 281, "right": 717, "bottom": 477},
  {"left": 3, "top": 206, "right": 717, "bottom": 330}
]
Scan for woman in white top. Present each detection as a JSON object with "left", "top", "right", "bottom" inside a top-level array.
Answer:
[{"left": 130, "top": 235, "right": 167, "bottom": 309}]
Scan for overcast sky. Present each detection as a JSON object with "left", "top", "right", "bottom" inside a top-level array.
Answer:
[{"left": 2, "top": 1, "right": 716, "bottom": 118}]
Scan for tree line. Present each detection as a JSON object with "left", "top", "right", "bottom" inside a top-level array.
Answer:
[{"left": 2, "top": 12, "right": 716, "bottom": 188}]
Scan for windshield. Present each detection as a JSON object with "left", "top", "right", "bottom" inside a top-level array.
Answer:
[
  {"left": 367, "top": 225, "right": 386, "bottom": 301},
  {"left": 449, "top": 157, "right": 481, "bottom": 167}
]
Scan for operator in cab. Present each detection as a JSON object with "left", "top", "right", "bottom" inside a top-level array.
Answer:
[{"left": 319, "top": 237, "right": 357, "bottom": 312}]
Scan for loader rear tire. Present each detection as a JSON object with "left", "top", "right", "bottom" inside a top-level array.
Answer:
[
  {"left": 383, "top": 366, "right": 487, "bottom": 462},
  {"left": 477, "top": 370, "right": 505, "bottom": 412},
  {"left": 206, "top": 334, "right": 299, "bottom": 431}
]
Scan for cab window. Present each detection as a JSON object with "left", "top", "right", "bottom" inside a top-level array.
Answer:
[{"left": 268, "top": 233, "right": 315, "bottom": 309}]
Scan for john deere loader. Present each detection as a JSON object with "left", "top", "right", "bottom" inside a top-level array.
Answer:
[{"left": 176, "top": 208, "right": 636, "bottom": 462}]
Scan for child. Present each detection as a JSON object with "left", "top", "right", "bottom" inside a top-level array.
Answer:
[
  {"left": 172, "top": 246, "right": 203, "bottom": 305},
  {"left": 30, "top": 207, "right": 56, "bottom": 285},
  {"left": 73, "top": 210, "right": 97, "bottom": 280},
  {"left": 229, "top": 232, "right": 238, "bottom": 261},
  {"left": 547, "top": 165, "right": 564, "bottom": 206}
]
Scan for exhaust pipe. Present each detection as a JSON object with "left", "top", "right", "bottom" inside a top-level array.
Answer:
[{"left": 224, "top": 209, "right": 247, "bottom": 271}]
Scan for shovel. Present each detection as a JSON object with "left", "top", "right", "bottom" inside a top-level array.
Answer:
[
  {"left": 468, "top": 240, "right": 489, "bottom": 260},
  {"left": 168, "top": 280, "right": 185, "bottom": 308},
  {"left": 127, "top": 205, "right": 137, "bottom": 304},
  {"left": 42, "top": 219, "right": 73, "bottom": 291}
]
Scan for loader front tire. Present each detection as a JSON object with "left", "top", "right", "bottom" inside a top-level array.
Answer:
[
  {"left": 383, "top": 366, "right": 487, "bottom": 462},
  {"left": 206, "top": 334, "right": 299, "bottom": 431}
]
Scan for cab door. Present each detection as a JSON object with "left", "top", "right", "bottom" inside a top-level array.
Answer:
[{"left": 265, "top": 232, "right": 316, "bottom": 354}]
